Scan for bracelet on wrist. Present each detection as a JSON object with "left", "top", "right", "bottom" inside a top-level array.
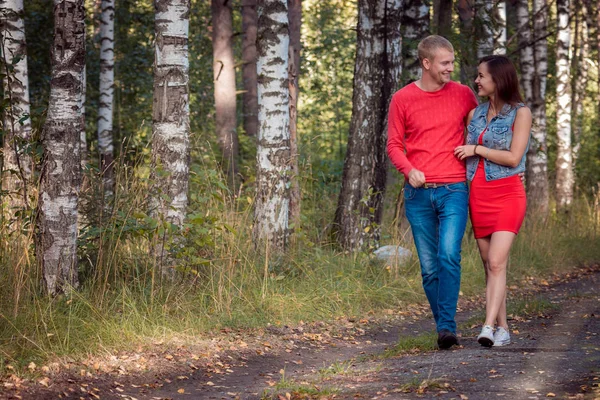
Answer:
[{"left": 474, "top": 144, "right": 479, "bottom": 156}]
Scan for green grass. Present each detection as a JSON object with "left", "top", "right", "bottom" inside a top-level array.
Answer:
[{"left": 381, "top": 332, "right": 438, "bottom": 358}]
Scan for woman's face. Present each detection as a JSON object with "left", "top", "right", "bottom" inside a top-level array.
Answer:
[{"left": 475, "top": 62, "right": 496, "bottom": 98}]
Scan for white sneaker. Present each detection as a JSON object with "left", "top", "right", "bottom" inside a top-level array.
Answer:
[
  {"left": 493, "top": 327, "right": 511, "bottom": 347},
  {"left": 477, "top": 325, "right": 495, "bottom": 347}
]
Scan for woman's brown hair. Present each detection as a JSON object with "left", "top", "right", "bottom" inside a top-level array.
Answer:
[{"left": 479, "top": 55, "right": 523, "bottom": 106}]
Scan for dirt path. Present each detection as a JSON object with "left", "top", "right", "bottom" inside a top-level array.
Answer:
[{"left": 7, "top": 265, "right": 599, "bottom": 400}]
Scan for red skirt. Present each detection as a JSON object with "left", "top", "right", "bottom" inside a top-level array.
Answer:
[{"left": 469, "top": 161, "right": 526, "bottom": 239}]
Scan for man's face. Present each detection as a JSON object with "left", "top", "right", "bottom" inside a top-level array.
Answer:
[{"left": 423, "top": 48, "right": 455, "bottom": 85}]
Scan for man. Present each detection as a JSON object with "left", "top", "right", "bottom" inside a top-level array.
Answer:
[{"left": 387, "top": 35, "right": 478, "bottom": 349}]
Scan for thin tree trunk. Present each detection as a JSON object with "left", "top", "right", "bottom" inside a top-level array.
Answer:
[
  {"left": 80, "top": 65, "right": 87, "bottom": 168},
  {"left": 457, "top": 0, "right": 477, "bottom": 90},
  {"left": 526, "top": 0, "right": 549, "bottom": 216},
  {"left": 433, "top": 0, "right": 452, "bottom": 37},
  {"left": 555, "top": 0, "right": 573, "bottom": 208},
  {"left": 597, "top": 0, "right": 600, "bottom": 114},
  {"left": 0, "top": 0, "right": 32, "bottom": 217},
  {"left": 288, "top": 0, "right": 301, "bottom": 228},
  {"left": 494, "top": 0, "right": 507, "bottom": 54},
  {"left": 98, "top": 0, "right": 115, "bottom": 200},
  {"left": 212, "top": 0, "right": 239, "bottom": 188},
  {"left": 571, "top": 0, "right": 589, "bottom": 165},
  {"left": 333, "top": 0, "right": 403, "bottom": 251},
  {"left": 242, "top": 0, "right": 258, "bottom": 138},
  {"left": 516, "top": 0, "right": 534, "bottom": 102},
  {"left": 401, "top": 0, "right": 428, "bottom": 85},
  {"left": 38, "top": 0, "right": 85, "bottom": 295},
  {"left": 151, "top": 0, "right": 190, "bottom": 277},
  {"left": 253, "top": 0, "right": 291, "bottom": 251},
  {"left": 476, "top": 0, "right": 493, "bottom": 59}
]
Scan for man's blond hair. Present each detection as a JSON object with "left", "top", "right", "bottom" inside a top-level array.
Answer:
[{"left": 418, "top": 35, "right": 454, "bottom": 67}]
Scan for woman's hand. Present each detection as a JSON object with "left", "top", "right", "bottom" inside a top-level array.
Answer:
[{"left": 454, "top": 145, "right": 478, "bottom": 160}]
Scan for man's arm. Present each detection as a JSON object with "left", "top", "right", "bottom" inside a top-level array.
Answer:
[{"left": 387, "top": 95, "right": 419, "bottom": 181}]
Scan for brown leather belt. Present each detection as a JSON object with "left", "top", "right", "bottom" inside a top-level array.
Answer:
[{"left": 422, "top": 182, "right": 453, "bottom": 189}]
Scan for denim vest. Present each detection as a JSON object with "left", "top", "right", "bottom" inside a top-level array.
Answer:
[{"left": 466, "top": 102, "right": 528, "bottom": 181}]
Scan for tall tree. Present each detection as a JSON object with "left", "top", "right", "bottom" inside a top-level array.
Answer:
[
  {"left": 0, "top": 0, "right": 32, "bottom": 217},
  {"left": 333, "top": 0, "right": 402, "bottom": 250},
  {"left": 241, "top": 0, "right": 258, "bottom": 138},
  {"left": 493, "top": 0, "right": 507, "bottom": 54},
  {"left": 457, "top": 0, "right": 476, "bottom": 89},
  {"left": 476, "top": 0, "right": 493, "bottom": 59},
  {"left": 526, "top": 0, "right": 550, "bottom": 215},
  {"left": 38, "top": 0, "right": 85, "bottom": 295},
  {"left": 401, "top": 0, "right": 428, "bottom": 85},
  {"left": 253, "top": 0, "right": 291, "bottom": 251},
  {"left": 571, "top": 0, "right": 589, "bottom": 164},
  {"left": 150, "top": 0, "right": 190, "bottom": 276},
  {"left": 516, "top": 0, "right": 534, "bottom": 102},
  {"left": 212, "top": 0, "right": 239, "bottom": 187},
  {"left": 555, "top": 0, "right": 573, "bottom": 208},
  {"left": 288, "top": 0, "right": 301, "bottom": 227},
  {"left": 433, "top": 0, "right": 452, "bottom": 37},
  {"left": 97, "top": 0, "right": 115, "bottom": 199}
]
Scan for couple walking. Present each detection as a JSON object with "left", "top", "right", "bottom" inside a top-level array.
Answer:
[{"left": 387, "top": 35, "right": 532, "bottom": 348}]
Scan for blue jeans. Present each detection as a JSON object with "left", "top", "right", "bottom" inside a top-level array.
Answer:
[{"left": 404, "top": 182, "right": 469, "bottom": 333}]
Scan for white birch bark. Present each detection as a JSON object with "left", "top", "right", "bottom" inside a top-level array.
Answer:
[
  {"left": 38, "top": 0, "right": 85, "bottom": 295},
  {"left": 98, "top": 0, "right": 114, "bottom": 197},
  {"left": 80, "top": 65, "right": 87, "bottom": 168},
  {"left": 151, "top": 0, "right": 190, "bottom": 276},
  {"left": 516, "top": 0, "right": 533, "bottom": 102},
  {"left": 334, "top": 0, "right": 403, "bottom": 250},
  {"left": 476, "top": 0, "right": 493, "bottom": 59},
  {"left": 526, "top": 0, "right": 549, "bottom": 215},
  {"left": 555, "top": 0, "right": 573, "bottom": 208},
  {"left": 401, "top": 0, "right": 428, "bottom": 85},
  {"left": 571, "top": 0, "right": 588, "bottom": 164},
  {"left": 253, "top": 0, "right": 290, "bottom": 251},
  {"left": 0, "top": 0, "right": 32, "bottom": 215},
  {"left": 493, "top": 0, "right": 507, "bottom": 54}
]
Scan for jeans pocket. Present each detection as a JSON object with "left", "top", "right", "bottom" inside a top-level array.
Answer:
[
  {"left": 446, "top": 182, "right": 468, "bottom": 194},
  {"left": 404, "top": 185, "right": 417, "bottom": 200}
]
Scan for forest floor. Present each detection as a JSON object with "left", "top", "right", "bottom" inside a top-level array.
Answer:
[{"left": 3, "top": 264, "right": 599, "bottom": 400}]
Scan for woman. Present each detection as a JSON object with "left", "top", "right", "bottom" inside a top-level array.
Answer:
[{"left": 454, "top": 55, "right": 532, "bottom": 347}]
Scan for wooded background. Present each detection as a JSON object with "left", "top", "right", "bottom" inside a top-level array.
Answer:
[{"left": 1, "top": 0, "right": 599, "bottom": 298}]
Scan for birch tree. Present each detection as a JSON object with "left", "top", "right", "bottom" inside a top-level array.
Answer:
[
  {"left": 457, "top": 0, "right": 476, "bottom": 89},
  {"left": 38, "top": 0, "right": 85, "bottom": 295},
  {"left": 516, "top": 0, "right": 534, "bottom": 102},
  {"left": 555, "top": 0, "right": 573, "bottom": 208},
  {"left": 150, "top": 0, "right": 190, "bottom": 276},
  {"left": 525, "top": 0, "right": 550, "bottom": 215},
  {"left": 493, "top": 0, "right": 507, "bottom": 54},
  {"left": 476, "top": 0, "right": 493, "bottom": 59},
  {"left": 242, "top": 0, "right": 258, "bottom": 138},
  {"left": 0, "top": 0, "right": 32, "bottom": 216},
  {"left": 288, "top": 0, "right": 301, "bottom": 228},
  {"left": 571, "top": 0, "right": 589, "bottom": 163},
  {"left": 212, "top": 0, "right": 238, "bottom": 187},
  {"left": 253, "top": 0, "right": 290, "bottom": 251},
  {"left": 333, "top": 0, "right": 402, "bottom": 250},
  {"left": 401, "top": 0, "right": 428, "bottom": 85},
  {"left": 98, "top": 0, "right": 115, "bottom": 199}
]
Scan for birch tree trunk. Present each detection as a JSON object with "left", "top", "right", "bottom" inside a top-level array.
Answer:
[
  {"left": 476, "top": 0, "right": 493, "bottom": 59},
  {"left": 38, "top": 0, "right": 85, "bottom": 295},
  {"left": 0, "top": 0, "right": 32, "bottom": 216},
  {"left": 80, "top": 65, "right": 87, "bottom": 169},
  {"left": 555, "top": 0, "right": 573, "bottom": 208},
  {"left": 97, "top": 0, "right": 115, "bottom": 199},
  {"left": 253, "top": 0, "right": 290, "bottom": 251},
  {"left": 516, "top": 0, "right": 533, "bottom": 102},
  {"left": 493, "top": 0, "right": 507, "bottom": 54},
  {"left": 288, "top": 0, "right": 301, "bottom": 228},
  {"left": 401, "top": 0, "right": 428, "bottom": 85},
  {"left": 333, "top": 0, "right": 402, "bottom": 251},
  {"left": 433, "top": 0, "right": 452, "bottom": 37},
  {"left": 242, "top": 0, "right": 258, "bottom": 138},
  {"left": 150, "top": 0, "right": 190, "bottom": 277},
  {"left": 212, "top": 0, "right": 238, "bottom": 188},
  {"left": 526, "top": 0, "right": 549, "bottom": 215}
]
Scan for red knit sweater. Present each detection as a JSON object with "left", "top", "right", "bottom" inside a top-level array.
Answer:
[{"left": 387, "top": 81, "right": 478, "bottom": 183}]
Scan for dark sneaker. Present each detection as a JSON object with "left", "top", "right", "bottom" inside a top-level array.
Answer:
[{"left": 437, "top": 329, "right": 459, "bottom": 349}]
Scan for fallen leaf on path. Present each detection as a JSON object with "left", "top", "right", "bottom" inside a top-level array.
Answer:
[
  {"left": 206, "top": 381, "right": 215, "bottom": 386},
  {"left": 178, "top": 388, "right": 185, "bottom": 393},
  {"left": 546, "top": 393, "right": 556, "bottom": 397},
  {"left": 459, "top": 395, "right": 468, "bottom": 399},
  {"left": 38, "top": 377, "right": 50, "bottom": 387}
]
